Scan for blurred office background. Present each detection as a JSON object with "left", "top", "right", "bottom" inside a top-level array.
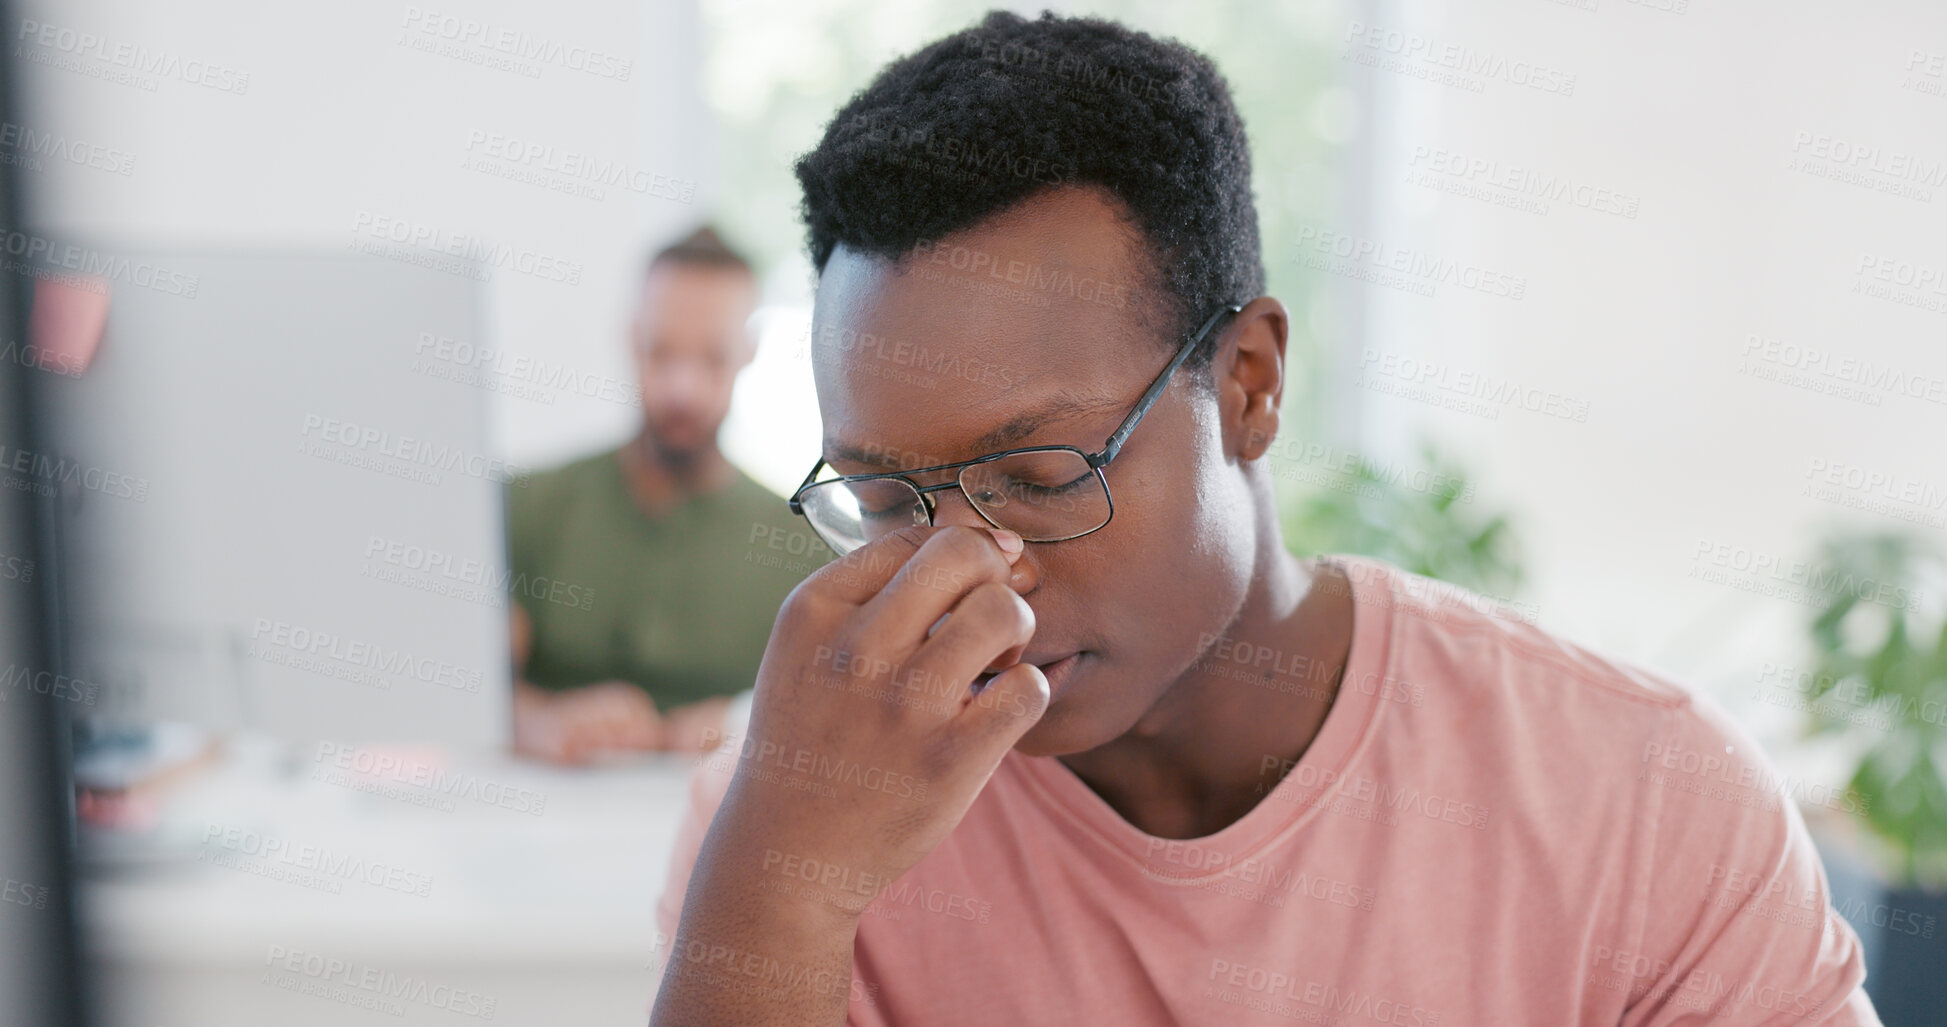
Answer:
[{"left": 2, "top": 0, "right": 1944, "bottom": 1023}]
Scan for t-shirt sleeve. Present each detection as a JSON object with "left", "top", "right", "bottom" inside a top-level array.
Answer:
[{"left": 1617, "top": 696, "right": 1880, "bottom": 1026}]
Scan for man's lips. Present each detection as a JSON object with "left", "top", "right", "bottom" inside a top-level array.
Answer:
[
  {"left": 975, "top": 652, "right": 1084, "bottom": 699},
  {"left": 1036, "top": 652, "right": 1083, "bottom": 699}
]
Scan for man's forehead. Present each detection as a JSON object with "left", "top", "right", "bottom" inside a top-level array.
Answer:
[
  {"left": 807, "top": 196, "right": 1161, "bottom": 469},
  {"left": 822, "top": 387, "right": 1128, "bottom": 470},
  {"left": 808, "top": 250, "right": 1140, "bottom": 370}
]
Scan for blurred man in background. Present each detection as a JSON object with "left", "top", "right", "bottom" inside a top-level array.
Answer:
[{"left": 508, "top": 227, "right": 814, "bottom": 763}]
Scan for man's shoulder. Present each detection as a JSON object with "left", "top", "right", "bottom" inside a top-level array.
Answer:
[
  {"left": 1342, "top": 557, "right": 1806, "bottom": 835},
  {"left": 721, "top": 467, "right": 793, "bottom": 520},
  {"left": 1338, "top": 555, "right": 1694, "bottom": 719},
  {"left": 720, "top": 468, "right": 833, "bottom": 570},
  {"left": 530, "top": 447, "right": 621, "bottom": 492},
  {"left": 509, "top": 447, "right": 620, "bottom": 522}
]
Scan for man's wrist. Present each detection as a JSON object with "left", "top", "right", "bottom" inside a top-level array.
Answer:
[{"left": 701, "top": 802, "right": 895, "bottom": 928}]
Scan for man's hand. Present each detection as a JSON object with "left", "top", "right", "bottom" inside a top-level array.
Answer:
[
  {"left": 722, "top": 524, "right": 1046, "bottom": 885},
  {"left": 661, "top": 697, "right": 734, "bottom": 754},
  {"left": 651, "top": 525, "right": 1046, "bottom": 1025},
  {"left": 513, "top": 680, "right": 665, "bottom": 764}
]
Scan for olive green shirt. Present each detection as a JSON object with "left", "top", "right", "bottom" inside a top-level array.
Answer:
[{"left": 507, "top": 447, "right": 831, "bottom": 708}]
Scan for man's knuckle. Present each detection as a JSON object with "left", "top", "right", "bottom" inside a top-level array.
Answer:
[
  {"left": 969, "top": 582, "right": 1031, "bottom": 628},
  {"left": 779, "top": 581, "right": 841, "bottom": 627},
  {"left": 975, "top": 580, "right": 1018, "bottom": 612},
  {"left": 927, "top": 525, "right": 987, "bottom": 562},
  {"left": 931, "top": 529, "right": 1006, "bottom": 583},
  {"left": 858, "top": 525, "right": 927, "bottom": 563}
]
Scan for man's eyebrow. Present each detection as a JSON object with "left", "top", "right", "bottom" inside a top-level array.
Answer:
[
  {"left": 823, "top": 389, "right": 1126, "bottom": 470},
  {"left": 967, "top": 389, "right": 1125, "bottom": 453},
  {"left": 823, "top": 439, "right": 900, "bottom": 470}
]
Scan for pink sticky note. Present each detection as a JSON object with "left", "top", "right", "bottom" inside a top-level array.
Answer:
[{"left": 28, "top": 275, "right": 111, "bottom": 376}]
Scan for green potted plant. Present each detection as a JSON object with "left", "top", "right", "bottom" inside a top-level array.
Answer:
[
  {"left": 1796, "top": 529, "right": 1947, "bottom": 1020},
  {"left": 1277, "top": 440, "right": 1522, "bottom": 598}
]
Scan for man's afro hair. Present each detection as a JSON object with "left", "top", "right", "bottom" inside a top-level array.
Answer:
[{"left": 793, "top": 10, "right": 1264, "bottom": 362}]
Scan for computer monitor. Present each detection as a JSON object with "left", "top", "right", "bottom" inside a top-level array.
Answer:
[{"left": 36, "top": 249, "right": 511, "bottom": 747}]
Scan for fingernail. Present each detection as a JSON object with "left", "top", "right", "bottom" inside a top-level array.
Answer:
[{"left": 990, "top": 528, "right": 1024, "bottom": 555}]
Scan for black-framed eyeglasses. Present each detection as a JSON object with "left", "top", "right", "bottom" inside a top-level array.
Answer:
[{"left": 787, "top": 303, "right": 1243, "bottom": 555}]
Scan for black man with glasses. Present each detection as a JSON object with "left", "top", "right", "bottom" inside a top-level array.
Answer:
[{"left": 650, "top": 12, "right": 1879, "bottom": 1027}]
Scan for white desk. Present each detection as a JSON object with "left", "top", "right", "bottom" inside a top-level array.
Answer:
[{"left": 82, "top": 739, "right": 701, "bottom": 1027}]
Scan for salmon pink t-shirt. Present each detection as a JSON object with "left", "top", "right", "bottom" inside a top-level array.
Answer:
[{"left": 654, "top": 556, "right": 1880, "bottom": 1025}]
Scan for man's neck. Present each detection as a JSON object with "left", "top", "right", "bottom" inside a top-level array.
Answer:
[
  {"left": 618, "top": 430, "right": 735, "bottom": 518},
  {"left": 1056, "top": 547, "right": 1355, "bottom": 841}
]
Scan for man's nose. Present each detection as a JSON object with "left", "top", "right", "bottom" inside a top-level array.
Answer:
[
  {"left": 926, "top": 487, "right": 1037, "bottom": 594},
  {"left": 649, "top": 363, "right": 708, "bottom": 402},
  {"left": 925, "top": 485, "right": 989, "bottom": 530}
]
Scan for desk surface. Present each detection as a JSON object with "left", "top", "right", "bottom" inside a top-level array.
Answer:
[{"left": 82, "top": 739, "right": 700, "bottom": 968}]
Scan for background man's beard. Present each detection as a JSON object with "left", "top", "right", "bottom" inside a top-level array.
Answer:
[{"left": 643, "top": 419, "right": 710, "bottom": 471}]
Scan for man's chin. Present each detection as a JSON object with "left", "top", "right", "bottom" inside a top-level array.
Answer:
[
  {"left": 646, "top": 430, "right": 709, "bottom": 466},
  {"left": 1009, "top": 700, "right": 1116, "bottom": 758}
]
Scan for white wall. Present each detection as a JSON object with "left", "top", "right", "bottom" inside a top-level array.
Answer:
[
  {"left": 1348, "top": 0, "right": 1947, "bottom": 764},
  {"left": 23, "top": 0, "right": 1941, "bottom": 748},
  {"left": 15, "top": 0, "right": 712, "bottom": 470}
]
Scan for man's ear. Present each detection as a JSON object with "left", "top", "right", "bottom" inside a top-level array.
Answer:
[{"left": 1218, "top": 297, "right": 1288, "bottom": 461}]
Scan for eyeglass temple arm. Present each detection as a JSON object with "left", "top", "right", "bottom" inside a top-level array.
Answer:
[
  {"left": 1095, "top": 304, "right": 1242, "bottom": 466},
  {"left": 786, "top": 458, "right": 827, "bottom": 515}
]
